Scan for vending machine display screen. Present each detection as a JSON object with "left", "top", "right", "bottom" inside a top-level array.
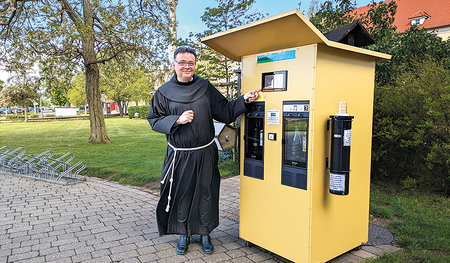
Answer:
[
  {"left": 282, "top": 101, "right": 309, "bottom": 190},
  {"left": 283, "top": 118, "right": 308, "bottom": 168}
]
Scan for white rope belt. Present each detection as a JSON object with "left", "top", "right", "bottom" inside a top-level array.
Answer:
[{"left": 161, "top": 139, "right": 215, "bottom": 212}]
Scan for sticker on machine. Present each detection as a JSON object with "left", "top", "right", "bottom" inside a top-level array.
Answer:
[
  {"left": 330, "top": 173, "right": 345, "bottom": 192},
  {"left": 283, "top": 104, "right": 309, "bottom": 112},
  {"left": 267, "top": 110, "right": 280, "bottom": 125},
  {"left": 343, "top": 130, "right": 352, "bottom": 146}
]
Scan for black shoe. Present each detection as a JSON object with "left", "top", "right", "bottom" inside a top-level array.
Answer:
[
  {"left": 176, "top": 235, "right": 190, "bottom": 255},
  {"left": 201, "top": 235, "right": 214, "bottom": 254}
]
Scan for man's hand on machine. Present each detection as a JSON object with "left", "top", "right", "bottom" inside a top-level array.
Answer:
[{"left": 244, "top": 89, "right": 261, "bottom": 103}]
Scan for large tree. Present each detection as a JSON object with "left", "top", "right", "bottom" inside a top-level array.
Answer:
[
  {"left": 1, "top": 0, "right": 172, "bottom": 142},
  {"left": 100, "top": 58, "right": 154, "bottom": 117},
  {"left": 0, "top": 73, "right": 39, "bottom": 122}
]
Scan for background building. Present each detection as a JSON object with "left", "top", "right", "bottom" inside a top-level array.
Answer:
[{"left": 355, "top": 0, "right": 450, "bottom": 40}]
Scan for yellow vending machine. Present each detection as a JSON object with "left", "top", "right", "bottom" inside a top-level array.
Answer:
[{"left": 202, "top": 10, "right": 390, "bottom": 263}]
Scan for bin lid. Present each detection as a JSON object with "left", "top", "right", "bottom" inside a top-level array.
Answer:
[{"left": 201, "top": 9, "right": 391, "bottom": 62}]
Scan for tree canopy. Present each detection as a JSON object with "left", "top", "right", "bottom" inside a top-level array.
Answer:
[
  {"left": 99, "top": 57, "right": 154, "bottom": 117},
  {"left": 0, "top": 72, "right": 39, "bottom": 122},
  {"left": 1, "top": 0, "right": 172, "bottom": 142},
  {"left": 67, "top": 71, "right": 87, "bottom": 107}
]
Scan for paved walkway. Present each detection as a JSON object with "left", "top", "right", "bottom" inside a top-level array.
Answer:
[{"left": 0, "top": 173, "right": 400, "bottom": 263}]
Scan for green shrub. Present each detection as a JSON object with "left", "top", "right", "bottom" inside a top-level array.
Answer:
[
  {"left": 45, "top": 114, "right": 55, "bottom": 118},
  {"left": 5, "top": 115, "right": 25, "bottom": 119},
  {"left": 402, "top": 177, "right": 417, "bottom": 190},
  {"left": 372, "top": 60, "right": 450, "bottom": 192},
  {"left": 30, "top": 114, "right": 39, "bottom": 118},
  {"left": 128, "top": 105, "right": 150, "bottom": 120}
]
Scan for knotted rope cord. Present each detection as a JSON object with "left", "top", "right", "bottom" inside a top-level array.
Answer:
[{"left": 161, "top": 139, "right": 215, "bottom": 212}]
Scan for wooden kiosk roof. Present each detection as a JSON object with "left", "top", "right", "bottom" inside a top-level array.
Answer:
[{"left": 201, "top": 9, "right": 391, "bottom": 62}]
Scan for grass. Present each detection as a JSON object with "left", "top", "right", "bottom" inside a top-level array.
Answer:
[
  {"left": 0, "top": 117, "right": 239, "bottom": 187},
  {"left": 218, "top": 158, "right": 239, "bottom": 178},
  {"left": 363, "top": 184, "right": 450, "bottom": 262},
  {"left": 1, "top": 117, "right": 166, "bottom": 186}
]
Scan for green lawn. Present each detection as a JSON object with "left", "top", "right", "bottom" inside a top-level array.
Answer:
[
  {"left": 1, "top": 117, "right": 168, "bottom": 186},
  {"left": 363, "top": 184, "right": 450, "bottom": 262},
  {"left": 0, "top": 117, "right": 239, "bottom": 187}
]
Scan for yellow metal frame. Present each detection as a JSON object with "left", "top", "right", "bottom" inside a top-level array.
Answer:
[{"left": 202, "top": 9, "right": 390, "bottom": 263}]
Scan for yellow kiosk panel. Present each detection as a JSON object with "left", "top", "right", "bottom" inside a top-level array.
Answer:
[{"left": 202, "top": 9, "right": 390, "bottom": 263}]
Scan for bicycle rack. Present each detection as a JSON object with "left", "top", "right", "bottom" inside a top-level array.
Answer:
[{"left": 1, "top": 146, "right": 86, "bottom": 185}]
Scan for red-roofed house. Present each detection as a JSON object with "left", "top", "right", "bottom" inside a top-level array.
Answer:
[{"left": 354, "top": 0, "right": 450, "bottom": 40}]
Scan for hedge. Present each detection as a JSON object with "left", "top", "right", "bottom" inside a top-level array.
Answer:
[
  {"left": 5, "top": 115, "right": 25, "bottom": 119},
  {"left": 128, "top": 105, "right": 150, "bottom": 120}
]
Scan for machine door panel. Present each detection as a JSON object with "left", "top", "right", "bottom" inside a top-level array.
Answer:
[
  {"left": 244, "top": 102, "right": 265, "bottom": 180},
  {"left": 282, "top": 101, "right": 309, "bottom": 190}
]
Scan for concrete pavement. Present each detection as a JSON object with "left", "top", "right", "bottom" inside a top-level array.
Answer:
[{"left": 0, "top": 173, "right": 400, "bottom": 262}]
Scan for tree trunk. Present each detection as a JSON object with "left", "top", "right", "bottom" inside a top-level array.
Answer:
[
  {"left": 118, "top": 99, "right": 124, "bottom": 117},
  {"left": 167, "top": 0, "right": 178, "bottom": 63},
  {"left": 122, "top": 103, "right": 127, "bottom": 116},
  {"left": 23, "top": 99, "right": 28, "bottom": 123},
  {"left": 85, "top": 64, "right": 109, "bottom": 142},
  {"left": 83, "top": 0, "right": 110, "bottom": 143},
  {"left": 225, "top": 60, "right": 230, "bottom": 98}
]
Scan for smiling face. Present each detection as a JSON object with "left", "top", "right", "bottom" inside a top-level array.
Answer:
[{"left": 173, "top": 52, "right": 196, "bottom": 83}]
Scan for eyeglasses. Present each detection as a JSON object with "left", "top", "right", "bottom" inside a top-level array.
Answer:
[{"left": 175, "top": 60, "right": 195, "bottom": 67}]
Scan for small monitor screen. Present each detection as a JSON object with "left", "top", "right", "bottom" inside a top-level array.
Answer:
[{"left": 262, "top": 71, "right": 287, "bottom": 92}]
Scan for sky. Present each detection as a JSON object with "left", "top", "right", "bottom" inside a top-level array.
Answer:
[
  {"left": 0, "top": 0, "right": 375, "bottom": 83},
  {"left": 176, "top": 0, "right": 375, "bottom": 39}
]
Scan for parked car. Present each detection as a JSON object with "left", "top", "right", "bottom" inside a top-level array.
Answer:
[{"left": 1, "top": 108, "right": 13, "bottom": 114}]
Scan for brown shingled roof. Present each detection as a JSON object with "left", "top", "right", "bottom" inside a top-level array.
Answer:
[{"left": 353, "top": 0, "right": 450, "bottom": 32}]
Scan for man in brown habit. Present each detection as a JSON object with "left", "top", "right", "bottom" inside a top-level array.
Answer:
[{"left": 147, "top": 46, "right": 259, "bottom": 255}]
